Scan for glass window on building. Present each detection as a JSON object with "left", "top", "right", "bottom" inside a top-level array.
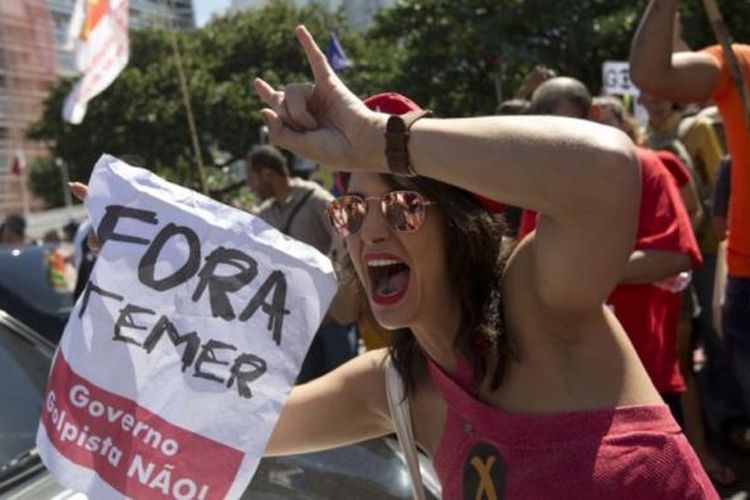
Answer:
[{"left": 53, "top": 13, "right": 68, "bottom": 30}]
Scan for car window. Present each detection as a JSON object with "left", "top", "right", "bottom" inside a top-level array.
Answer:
[{"left": 0, "top": 321, "right": 53, "bottom": 466}]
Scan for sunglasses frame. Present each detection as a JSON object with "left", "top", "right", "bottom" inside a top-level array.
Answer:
[{"left": 327, "top": 190, "right": 437, "bottom": 237}]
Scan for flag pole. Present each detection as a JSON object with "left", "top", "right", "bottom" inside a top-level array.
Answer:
[
  {"left": 21, "top": 173, "right": 30, "bottom": 217},
  {"left": 165, "top": 0, "right": 208, "bottom": 194},
  {"left": 17, "top": 145, "right": 30, "bottom": 216},
  {"left": 56, "top": 158, "right": 73, "bottom": 215},
  {"left": 701, "top": 0, "right": 750, "bottom": 133}
]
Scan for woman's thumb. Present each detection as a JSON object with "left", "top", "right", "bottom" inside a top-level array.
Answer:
[
  {"left": 261, "top": 108, "right": 305, "bottom": 153},
  {"left": 69, "top": 182, "right": 88, "bottom": 201}
]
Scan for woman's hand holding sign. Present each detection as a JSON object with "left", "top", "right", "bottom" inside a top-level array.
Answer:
[
  {"left": 253, "top": 26, "right": 387, "bottom": 173},
  {"left": 70, "top": 182, "right": 101, "bottom": 254},
  {"left": 70, "top": 181, "right": 88, "bottom": 201}
]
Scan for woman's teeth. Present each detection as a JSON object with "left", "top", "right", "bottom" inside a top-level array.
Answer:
[{"left": 368, "top": 259, "right": 402, "bottom": 268}]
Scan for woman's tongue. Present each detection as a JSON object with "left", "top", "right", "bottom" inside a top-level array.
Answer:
[{"left": 374, "top": 265, "right": 410, "bottom": 298}]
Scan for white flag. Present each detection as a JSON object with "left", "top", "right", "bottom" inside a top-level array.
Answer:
[
  {"left": 64, "top": 0, "right": 85, "bottom": 51},
  {"left": 63, "top": 0, "right": 129, "bottom": 124}
]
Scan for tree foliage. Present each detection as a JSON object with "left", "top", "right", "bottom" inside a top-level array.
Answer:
[
  {"left": 28, "top": 155, "right": 66, "bottom": 208},
  {"left": 27, "top": 0, "right": 386, "bottom": 204},
  {"left": 28, "top": 0, "right": 750, "bottom": 206},
  {"left": 367, "top": 0, "right": 750, "bottom": 117}
]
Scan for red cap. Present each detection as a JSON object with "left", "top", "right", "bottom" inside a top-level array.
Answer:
[
  {"left": 364, "top": 92, "right": 424, "bottom": 115},
  {"left": 363, "top": 92, "right": 505, "bottom": 214}
]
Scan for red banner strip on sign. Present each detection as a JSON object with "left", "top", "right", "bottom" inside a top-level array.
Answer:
[{"left": 40, "top": 351, "right": 244, "bottom": 499}]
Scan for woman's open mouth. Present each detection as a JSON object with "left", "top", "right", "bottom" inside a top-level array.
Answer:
[{"left": 366, "top": 255, "right": 411, "bottom": 306}]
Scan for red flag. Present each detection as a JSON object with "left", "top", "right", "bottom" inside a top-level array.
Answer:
[{"left": 10, "top": 150, "right": 26, "bottom": 176}]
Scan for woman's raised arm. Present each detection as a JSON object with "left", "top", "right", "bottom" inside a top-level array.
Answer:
[{"left": 255, "top": 26, "right": 641, "bottom": 315}]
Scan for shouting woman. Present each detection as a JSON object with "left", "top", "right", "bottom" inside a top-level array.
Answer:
[{"left": 255, "top": 27, "right": 715, "bottom": 499}]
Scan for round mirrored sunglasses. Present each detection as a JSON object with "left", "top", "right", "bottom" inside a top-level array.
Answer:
[{"left": 327, "top": 190, "right": 436, "bottom": 237}]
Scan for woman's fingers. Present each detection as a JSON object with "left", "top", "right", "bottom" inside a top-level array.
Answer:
[
  {"left": 254, "top": 78, "right": 316, "bottom": 131},
  {"left": 69, "top": 181, "right": 101, "bottom": 253},
  {"left": 261, "top": 108, "right": 305, "bottom": 153},
  {"left": 284, "top": 83, "right": 317, "bottom": 129},
  {"left": 254, "top": 78, "right": 281, "bottom": 108},
  {"left": 87, "top": 231, "right": 101, "bottom": 256},
  {"left": 295, "top": 25, "right": 334, "bottom": 84},
  {"left": 69, "top": 182, "right": 88, "bottom": 201}
]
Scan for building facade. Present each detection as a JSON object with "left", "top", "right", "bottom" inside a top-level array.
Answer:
[
  {"left": 0, "top": 0, "right": 195, "bottom": 217},
  {"left": 0, "top": 0, "right": 57, "bottom": 215}
]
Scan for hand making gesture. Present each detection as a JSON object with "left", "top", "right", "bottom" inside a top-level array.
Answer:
[{"left": 253, "top": 26, "right": 385, "bottom": 173}]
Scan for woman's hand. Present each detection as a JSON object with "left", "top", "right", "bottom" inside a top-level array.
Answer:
[
  {"left": 69, "top": 181, "right": 88, "bottom": 202},
  {"left": 253, "top": 26, "right": 386, "bottom": 173},
  {"left": 69, "top": 182, "right": 101, "bottom": 255}
]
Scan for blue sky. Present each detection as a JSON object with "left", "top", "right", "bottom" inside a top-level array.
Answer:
[{"left": 193, "top": 0, "right": 231, "bottom": 27}]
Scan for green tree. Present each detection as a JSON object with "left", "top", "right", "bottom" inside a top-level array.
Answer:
[
  {"left": 27, "top": 0, "right": 389, "bottom": 205},
  {"left": 367, "top": 0, "right": 750, "bottom": 117},
  {"left": 680, "top": 0, "right": 750, "bottom": 49},
  {"left": 28, "top": 156, "right": 67, "bottom": 208},
  {"left": 30, "top": 0, "right": 749, "bottom": 207}
]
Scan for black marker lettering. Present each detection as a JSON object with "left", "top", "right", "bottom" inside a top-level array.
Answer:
[
  {"left": 193, "top": 339, "right": 236, "bottom": 384},
  {"left": 227, "top": 353, "right": 266, "bottom": 399},
  {"left": 138, "top": 223, "right": 201, "bottom": 291},
  {"left": 97, "top": 205, "right": 158, "bottom": 247},
  {"left": 239, "top": 270, "right": 290, "bottom": 346},
  {"left": 192, "top": 247, "right": 258, "bottom": 320},
  {"left": 113, "top": 303, "right": 155, "bottom": 346},
  {"left": 143, "top": 315, "right": 200, "bottom": 372},
  {"left": 78, "top": 281, "right": 124, "bottom": 318}
]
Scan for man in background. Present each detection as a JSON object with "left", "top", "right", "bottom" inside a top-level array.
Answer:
[
  {"left": 245, "top": 145, "right": 358, "bottom": 383},
  {"left": 0, "top": 214, "right": 27, "bottom": 246},
  {"left": 630, "top": 0, "right": 750, "bottom": 452}
]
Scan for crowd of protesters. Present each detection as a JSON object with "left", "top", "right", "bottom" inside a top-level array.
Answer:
[
  {"left": 465, "top": 10, "right": 750, "bottom": 487},
  {"left": 466, "top": 12, "right": 750, "bottom": 491},
  {"left": 0, "top": 214, "right": 83, "bottom": 248},
  {"left": 495, "top": 71, "right": 745, "bottom": 486},
  {"left": 251, "top": 2, "right": 750, "bottom": 495}
]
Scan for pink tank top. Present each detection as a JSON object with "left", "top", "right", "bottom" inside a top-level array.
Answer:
[{"left": 427, "top": 357, "right": 717, "bottom": 499}]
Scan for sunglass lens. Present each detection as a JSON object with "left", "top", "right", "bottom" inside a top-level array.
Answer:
[
  {"left": 329, "top": 196, "right": 366, "bottom": 236},
  {"left": 384, "top": 191, "right": 425, "bottom": 232}
]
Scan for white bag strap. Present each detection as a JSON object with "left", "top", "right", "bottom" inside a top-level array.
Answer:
[{"left": 385, "top": 356, "right": 427, "bottom": 500}]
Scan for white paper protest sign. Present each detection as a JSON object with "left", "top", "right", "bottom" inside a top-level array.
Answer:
[
  {"left": 601, "top": 60, "right": 649, "bottom": 125},
  {"left": 36, "top": 155, "right": 338, "bottom": 499},
  {"left": 602, "top": 61, "right": 637, "bottom": 96}
]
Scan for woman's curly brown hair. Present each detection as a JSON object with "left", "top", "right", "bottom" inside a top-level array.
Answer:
[{"left": 338, "top": 173, "right": 516, "bottom": 395}]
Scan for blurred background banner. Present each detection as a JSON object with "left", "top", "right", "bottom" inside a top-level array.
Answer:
[{"left": 62, "top": 0, "right": 129, "bottom": 124}]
